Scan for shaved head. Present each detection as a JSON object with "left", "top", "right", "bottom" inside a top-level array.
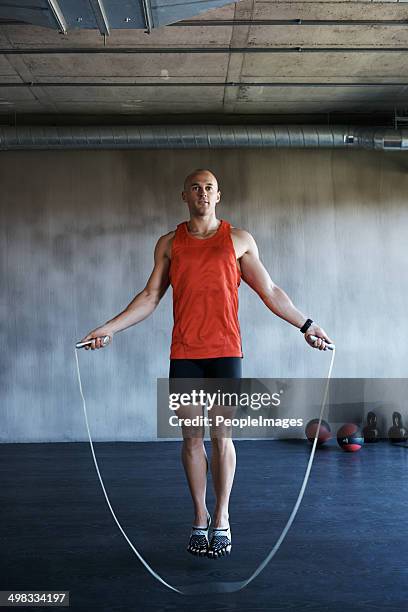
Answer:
[
  {"left": 183, "top": 169, "right": 219, "bottom": 192},
  {"left": 182, "top": 168, "right": 221, "bottom": 216}
]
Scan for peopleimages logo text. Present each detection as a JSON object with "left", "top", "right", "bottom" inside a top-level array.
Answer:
[
  {"left": 168, "top": 414, "right": 303, "bottom": 429},
  {"left": 168, "top": 389, "right": 282, "bottom": 411}
]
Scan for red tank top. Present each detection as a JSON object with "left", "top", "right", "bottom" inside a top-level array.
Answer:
[{"left": 169, "top": 219, "right": 242, "bottom": 359}]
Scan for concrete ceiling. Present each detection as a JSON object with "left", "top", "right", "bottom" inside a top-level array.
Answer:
[{"left": 1, "top": 0, "right": 408, "bottom": 124}]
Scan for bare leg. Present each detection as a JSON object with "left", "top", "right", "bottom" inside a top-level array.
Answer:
[
  {"left": 177, "top": 403, "right": 209, "bottom": 527},
  {"left": 181, "top": 437, "right": 209, "bottom": 526},
  {"left": 210, "top": 437, "right": 236, "bottom": 528},
  {"left": 209, "top": 405, "right": 236, "bottom": 528}
]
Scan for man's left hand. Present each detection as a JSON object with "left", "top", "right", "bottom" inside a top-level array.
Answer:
[{"left": 304, "top": 325, "right": 334, "bottom": 351}]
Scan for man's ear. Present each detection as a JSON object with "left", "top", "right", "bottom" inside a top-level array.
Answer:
[
  {"left": 216, "top": 190, "right": 221, "bottom": 203},
  {"left": 181, "top": 190, "right": 186, "bottom": 202}
]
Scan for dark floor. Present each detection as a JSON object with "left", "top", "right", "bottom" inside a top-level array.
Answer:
[{"left": 1, "top": 439, "right": 408, "bottom": 612}]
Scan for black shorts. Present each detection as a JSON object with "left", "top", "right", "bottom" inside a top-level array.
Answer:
[
  {"left": 168, "top": 357, "right": 242, "bottom": 397},
  {"left": 169, "top": 357, "right": 242, "bottom": 379}
]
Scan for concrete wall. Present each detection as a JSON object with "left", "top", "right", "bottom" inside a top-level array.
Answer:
[{"left": 1, "top": 148, "right": 408, "bottom": 442}]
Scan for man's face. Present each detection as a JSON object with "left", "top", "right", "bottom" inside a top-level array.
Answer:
[{"left": 182, "top": 172, "right": 221, "bottom": 217}]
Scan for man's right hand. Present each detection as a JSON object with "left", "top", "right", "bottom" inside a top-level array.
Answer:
[{"left": 79, "top": 326, "right": 114, "bottom": 350}]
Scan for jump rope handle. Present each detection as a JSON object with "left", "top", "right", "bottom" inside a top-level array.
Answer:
[
  {"left": 75, "top": 335, "right": 111, "bottom": 349},
  {"left": 308, "top": 334, "right": 335, "bottom": 351}
]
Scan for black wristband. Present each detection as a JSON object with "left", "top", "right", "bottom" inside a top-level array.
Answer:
[{"left": 300, "top": 318, "right": 313, "bottom": 334}]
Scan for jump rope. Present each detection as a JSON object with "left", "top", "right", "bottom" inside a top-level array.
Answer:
[{"left": 74, "top": 334, "right": 335, "bottom": 595}]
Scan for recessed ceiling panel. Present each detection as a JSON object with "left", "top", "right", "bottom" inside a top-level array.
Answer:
[{"left": 0, "top": 0, "right": 239, "bottom": 31}]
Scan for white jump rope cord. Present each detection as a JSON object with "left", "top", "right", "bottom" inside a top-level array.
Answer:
[
  {"left": 238, "top": 346, "right": 336, "bottom": 590},
  {"left": 74, "top": 343, "right": 335, "bottom": 595},
  {"left": 74, "top": 348, "right": 182, "bottom": 594}
]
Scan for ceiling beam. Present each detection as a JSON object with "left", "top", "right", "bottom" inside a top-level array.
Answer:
[
  {"left": 140, "top": 0, "right": 153, "bottom": 34},
  {"left": 46, "top": 0, "right": 67, "bottom": 34},
  {"left": 88, "top": 0, "right": 110, "bottom": 36},
  {"left": 172, "top": 19, "right": 408, "bottom": 27},
  {"left": 2, "top": 81, "right": 408, "bottom": 88},
  {"left": 2, "top": 18, "right": 408, "bottom": 29},
  {"left": 2, "top": 47, "right": 408, "bottom": 54}
]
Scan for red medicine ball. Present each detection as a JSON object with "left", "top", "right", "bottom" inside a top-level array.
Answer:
[
  {"left": 305, "top": 419, "right": 332, "bottom": 445},
  {"left": 337, "top": 423, "right": 364, "bottom": 452}
]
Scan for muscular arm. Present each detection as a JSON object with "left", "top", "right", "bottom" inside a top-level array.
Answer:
[
  {"left": 80, "top": 233, "right": 172, "bottom": 347},
  {"left": 237, "top": 231, "right": 333, "bottom": 347}
]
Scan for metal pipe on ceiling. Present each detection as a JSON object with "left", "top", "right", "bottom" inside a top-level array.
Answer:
[{"left": 1, "top": 125, "right": 408, "bottom": 150}]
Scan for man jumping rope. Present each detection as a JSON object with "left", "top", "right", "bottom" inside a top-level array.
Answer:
[{"left": 80, "top": 168, "right": 333, "bottom": 560}]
